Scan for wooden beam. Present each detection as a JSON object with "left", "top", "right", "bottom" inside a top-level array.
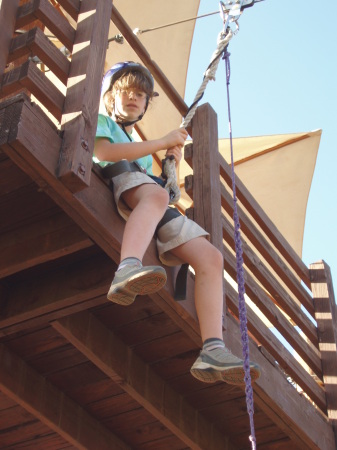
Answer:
[
  {"left": 310, "top": 261, "right": 337, "bottom": 445},
  {"left": 58, "top": 0, "right": 112, "bottom": 192},
  {"left": 190, "top": 103, "right": 226, "bottom": 325},
  {"left": 0, "top": 344, "right": 131, "bottom": 450},
  {"left": 1, "top": 59, "right": 65, "bottom": 120},
  {"left": 0, "top": 251, "right": 113, "bottom": 334},
  {"left": 52, "top": 311, "right": 233, "bottom": 450},
  {"left": 0, "top": 0, "right": 20, "bottom": 76},
  {"left": 15, "top": 0, "right": 76, "bottom": 52},
  {"left": 191, "top": 104, "right": 223, "bottom": 253},
  {"left": 8, "top": 27, "right": 70, "bottom": 85},
  {"left": 0, "top": 211, "right": 93, "bottom": 278}
]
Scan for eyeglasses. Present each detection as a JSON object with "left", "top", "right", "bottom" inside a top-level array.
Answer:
[{"left": 118, "top": 89, "right": 147, "bottom": 100}]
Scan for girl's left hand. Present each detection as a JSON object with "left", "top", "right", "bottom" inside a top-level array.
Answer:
[{"left": 165, "top": 145, "right": 182, "bottom": 164}]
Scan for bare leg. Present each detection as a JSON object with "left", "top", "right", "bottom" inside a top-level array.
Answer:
[
  {"left": 170, "top": 237, "right": 224, "bottom": 341},
  {"left": 121, "top": 184, "right": 169, "bottom": 261}
]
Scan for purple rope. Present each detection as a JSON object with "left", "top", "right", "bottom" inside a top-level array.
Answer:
[{"left": 223, "top": 49, "right": 257, "bottom": 450}]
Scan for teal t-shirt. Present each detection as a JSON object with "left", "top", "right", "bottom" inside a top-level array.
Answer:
[{"left": 94, "top": 114, "right": 154, "bottom": 176}]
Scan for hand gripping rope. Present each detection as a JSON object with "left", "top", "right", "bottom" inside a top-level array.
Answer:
[{"left": 162, "top": 2, "right": 263, "bottom": 448}]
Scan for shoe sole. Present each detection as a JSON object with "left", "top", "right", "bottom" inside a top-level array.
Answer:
[
  {"left": 190, "top": 363, "right": 261, "bottom": 385},
  {"left": 107, "top": 269, "right": 167, "bottom": 306}
]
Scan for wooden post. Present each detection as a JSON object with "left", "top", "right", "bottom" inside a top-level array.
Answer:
[
  {"left": 190, "top": 103, "right": 226, "bottom": 326},
  {"left": 191, "top": 103, "right": 223, "bottom": 251},
  {"left": 0, "top": 0, "right": 20, "bottom": 77},
  {"left": 58, "top": 0, "right": 112, "bottom": 193},
  {"left": 310, "top": 260, "right": 337, "bottom": 445}
]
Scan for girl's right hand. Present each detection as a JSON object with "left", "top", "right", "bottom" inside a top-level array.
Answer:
[{"left": 162, "top": 128, "right": 188, "bottom": 149}]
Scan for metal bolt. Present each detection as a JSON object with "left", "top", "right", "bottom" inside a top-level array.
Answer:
[
  {"left": 81, "top": 139, "right": 89, "bottom": 151},
  {"left": 78, "top": 164, "right": 86, "bottom": 176}
]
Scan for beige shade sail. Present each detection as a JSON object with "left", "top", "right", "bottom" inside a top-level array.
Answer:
[{"left": 173, "top": 130, "right": 321, "bottom": 258}]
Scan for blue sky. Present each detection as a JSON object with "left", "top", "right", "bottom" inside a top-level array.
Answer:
[{"left": 185, "top": 0, "right": 337, "bottom": 293}]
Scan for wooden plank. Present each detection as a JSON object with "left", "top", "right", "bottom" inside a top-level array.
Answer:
[
  {"left": 220, "top": 182, "right": 315, "bottom": 317},
  {"left": 0, "top": 154, "right": 31, "bottom": 196},
  {"left": 218, "top": 153, "right": 312, "bottom": 288},
  {"left": 58, "top": 0, "right": 112, "bottom": 192},
  {"left": 0, "top": 343, "right": 131, "bottom": 450},
  {"left": 221, "top": 213, "right": 319, "bottom": 349},
  {"left": 52, "top": 311, "right": 234, "bottom": 450},
  {"left": 110, "top": 2, "right": 189, "bottom": 119},
  {"left": 0, "top": 96, "right": 201, "bottom": 345},
  {"left": 224, "top": 314, "right": 336, "bottom": 450},
  {"left": 0, "top": 211, "right": 93, "bottom": 278},
  {"left": 0, "top": 0, "right": 20, "bottom": 76},
  {"left": 8, "top": 27, "right": 70, "bottom": 85},
  {"left": 223, "top": 246, "right": 323, "bottom": 381},
  {"left": 15, "top": 0, "right": 75, "bottom": 52},
  {"left": 310, "top": 261, "right": 337, "bottom": 445},
  {"left": 0, "top": 251, "right": 113, "bottom": 333},
  {"left": 1, "top": 59, "right": 65, "bottom": 120},
  {"left": 56, "top": 0, "right": 80, "bottom": 21},
  {"left": 225, "top": 280, "right": 326, "bottom": 412}
]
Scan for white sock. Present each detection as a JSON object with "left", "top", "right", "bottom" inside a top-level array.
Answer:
[
  {"left": 203, "top": 338, "right": 225, "bottom": 352},
  {"left": 117, "top": 257, "right": 142, "bottom": 271}
]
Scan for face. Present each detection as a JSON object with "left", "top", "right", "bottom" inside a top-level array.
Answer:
[{"left": 114, "top": 88, "right": 147, "bottom": 122}]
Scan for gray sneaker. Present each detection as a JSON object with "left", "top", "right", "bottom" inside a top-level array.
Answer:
[
  {"left": 190, "top": 347, "right": 261, "bottom": 385},
  {"left": 107, "top": 264, "right": 167, "bottom": 306}
]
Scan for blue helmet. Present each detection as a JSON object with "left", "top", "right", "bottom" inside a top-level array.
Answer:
[
  {"left": 101, "top": 61, "right": 158, "bottom": 125},
  {"left": 102, "top": 61, "right": 157, "bottom": 99}
]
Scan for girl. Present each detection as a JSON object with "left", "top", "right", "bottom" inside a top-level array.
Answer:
[{"left": 94, "top": 61, "right": 261, "bottom": 385}]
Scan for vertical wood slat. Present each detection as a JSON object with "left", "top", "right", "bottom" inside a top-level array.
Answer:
[
  {"left": 0, "top": 0, "right": 21, "bottom": 76},
  {"left": 57, "top": 0, "right": 112, "bottom": 193},
  {"left": 310, "top": 260, "right": 337, "bottom": 445}
]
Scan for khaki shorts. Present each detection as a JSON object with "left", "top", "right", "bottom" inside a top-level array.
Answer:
[{"left": 112, "top": 171, "right": 209, "bottom": 266}]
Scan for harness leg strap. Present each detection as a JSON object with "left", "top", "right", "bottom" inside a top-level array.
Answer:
[{"left": 156, "top": 207, "right": 189, "bottom": 301}]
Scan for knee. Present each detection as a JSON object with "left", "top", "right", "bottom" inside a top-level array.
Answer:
[
  {"left": 201, "top": 244, "right": 223, "bottom": 271},
  {"left": 208, "top": 245, "right": 223, "bottom": 269},
  {"left": 148, "top": 187, "right": 170, "bottom": 212}
]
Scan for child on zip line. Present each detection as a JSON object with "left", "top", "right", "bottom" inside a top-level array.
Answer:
[{"left": 93, "top": 61, "right": 261, "bottom": 385}]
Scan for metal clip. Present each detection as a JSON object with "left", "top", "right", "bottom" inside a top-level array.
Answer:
[{"left": 219, "top": 1, "right": 255, "bottom": 33}]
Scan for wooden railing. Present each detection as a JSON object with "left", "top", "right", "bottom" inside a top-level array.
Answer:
[
  {"left": 1, "top": 1, "right": 336, "bottom": 448},
  {"left": 184, "top": 103, "right": 337, "bottom": 443}
]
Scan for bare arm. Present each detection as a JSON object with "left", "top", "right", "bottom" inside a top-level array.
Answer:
[{"left": 94, "top": 128, "right": 188, "bottom": 163}]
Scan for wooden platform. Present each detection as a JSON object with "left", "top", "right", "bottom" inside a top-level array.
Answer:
[{"left": 0, "top": 1, "right": 336, "bottom": 449}]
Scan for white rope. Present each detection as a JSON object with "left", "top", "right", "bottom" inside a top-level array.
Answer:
[
  {"left": 182, "top": 28, "right": 233, "bottom": 128},
  {"left": 164, "top": 29, "right": 234, "bottom": 203}
]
